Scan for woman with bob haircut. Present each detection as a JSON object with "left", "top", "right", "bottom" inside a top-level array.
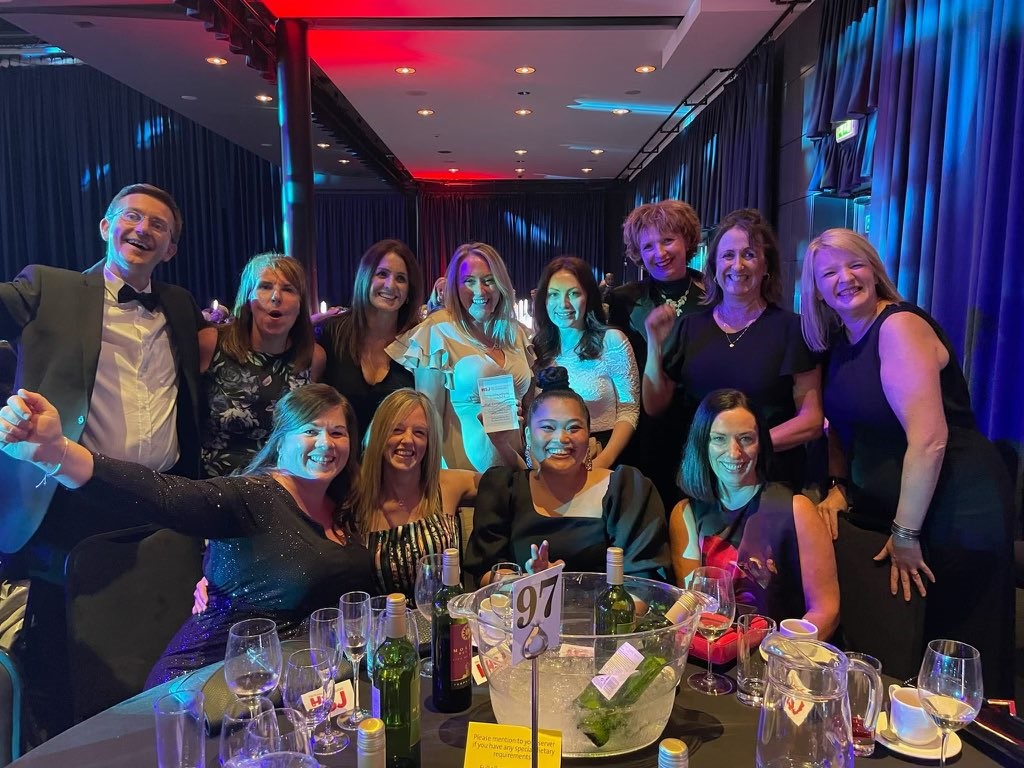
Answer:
[
  {"left": 532, "top": 256, "right": 639, "bottom": 468},
  {"left": 644, "top": 209, "right": 822, "bottom": 490},
  {"left": 669, "top": 388, "right": 838, "bottom": 639},
  {"left": 199, "top": 252, "right": 325, "bottom": 477},
  {"left": 0, "top": 383, "right": 375, "bottom": 686},
  {"left": 801, "top": 227, "right": 1014, "bottom": 695},
  {"left": 388, "top": 242, "right": 534, "bottom": 471},
  {"left": 320, "top": 239, "right": 424, "bottom": 443}
]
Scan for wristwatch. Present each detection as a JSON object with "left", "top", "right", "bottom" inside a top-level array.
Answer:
[{"left": 826, "top": 476, "right": 850, "bottom": 503}]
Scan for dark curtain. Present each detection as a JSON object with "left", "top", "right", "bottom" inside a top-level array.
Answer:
[
  {"left": 416, "top": 190, "right": 608, "bottom": 296},
  {"left": 314, "top": 191, "right": 411, "bottom": 304},
  {"left": 869, "top": 0, "right": 1024, "bottom": 443},
  {"left": 627, "top": 41, "right": 776, "bottom": 230},
  {"left": 0, "top": 64, "right": 282, "bottom": 307}
]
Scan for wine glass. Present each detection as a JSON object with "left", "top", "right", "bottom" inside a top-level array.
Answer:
[
  {"left": 338, "top": 591, "right": 372, "bottom": 729},
  {"left": 917, "top": 639, "right": 983, "bottom": 768},
  {"left": 414, "top": 553, "right": 444, "bottom": 678},
  {"left": 221, "top": 696, "right": 274, "bottom": 767},
  {"left": 307, "top": 608, "right": 348, "bottom": 752},
  {"left": 686, "top": 566, "right": 736, "bottom": 695},
  {"left": 489, "top": 562, "right": 523, "bottom": 582},
  {"left": 282, "top": 648, "right": 349, "bottom": 756},
  {"left": 225, "top": 618, "right": 283, "bottom": 715},
  {"left": 244, "top": 708, "right": 312, "bottom": 757}
]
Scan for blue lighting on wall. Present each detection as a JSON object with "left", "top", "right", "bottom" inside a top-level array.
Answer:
[
  {"left": 135, "top": 117, "right": 167, "bottom": 149},
  {"left": 80, "top": 163, "right": 111, "bottom": 189},
  {"left": 566, "top": 99, "right": 677, "bottom": 117},
  {"left": 503, "top": 211, "right": 551, "bottom": 246}
]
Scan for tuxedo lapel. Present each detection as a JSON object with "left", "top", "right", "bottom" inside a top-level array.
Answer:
[{"left": 79, "top": 263, "right": 107, "bottom": 404}]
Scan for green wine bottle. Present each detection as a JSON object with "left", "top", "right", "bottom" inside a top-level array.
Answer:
[
  {"left": 371, "top": 593, "right": 421, "bottom": 767},
  {"left": 594, "top": 547, "right": 635, "bottom": 635}
]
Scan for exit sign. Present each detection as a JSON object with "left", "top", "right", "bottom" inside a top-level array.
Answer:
[{"left": 835, "top": 119, "right": 859, "bottom": 143}]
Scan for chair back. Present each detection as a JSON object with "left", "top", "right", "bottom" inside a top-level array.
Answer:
[
  {"left": 64, "top": 525, "right": 203, "bottom": 722},
  {"left": 0, "top": 648, "right": 21, "bottom": 766}
]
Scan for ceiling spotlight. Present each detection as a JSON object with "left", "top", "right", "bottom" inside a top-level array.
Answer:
[
  {"left": 515, "top": 168, "right": 526, "bottom": 174},
  {"left": 514, "top": 66, "right": 536, "bottom": 75},
  {"left": 448, "top": 168, "right": 459, "bottom": 173},
  {"left": 581, "top": 168, "right": 593, "bottom": 173},
  {"left": 395, "top": 66, "right": 416, "bottom": 75},
  {"left": 316, "top": 142, "right": 331, "bottom": 149},
  {"left": 514, "top": 149, "right": 528, "bottom": 155},
  {"left": 180, "top": 95, "right": 198, "bottom": 101},
  {"left": 590, "top": 148, "right": 604, "bottom": 155},
  {"left": 417, "top": 109, "right": 435, "bottom": 116},
  {"left": 206, "top": 56, "right": 227, "bottom": 66},
  {"left": 611, "top": 108, "right": 631, "bottom": 115},
  {"left": 514, "top": 108, "right": 532, "bottom": 116},
  {"left": 255, "top": 94, "right": 273, "bottom": 103},
  {"left": 260, "top": 143, "right": 272, "bottom": 147},
  {"left": 635, "top": 65, "right": 657, "bottom": 74},
  {"left": 338, "top": 159, "right": 350, "bottom": 164}
]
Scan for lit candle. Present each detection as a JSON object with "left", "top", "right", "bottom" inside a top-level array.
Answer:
[
  {"left": 320, "top": 300, "right": 327, "bottom": 314},
  {"left": 212, "top": 299, "right": 219, "bottom": 311}
]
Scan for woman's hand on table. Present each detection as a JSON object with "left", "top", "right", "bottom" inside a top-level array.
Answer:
[
  {"left": 815, "top": 486, "right": 848, "bottom": 540},
  {"left": 873, "top": 536, "right": 935, "bottom": 600}
]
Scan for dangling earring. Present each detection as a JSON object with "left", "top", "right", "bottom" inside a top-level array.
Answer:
[
  {"left": 524, "top": 444, "right": 532, "bottom": 469},
  {"left": 585, "top": 455, "right": 593, "bottom": 472}
]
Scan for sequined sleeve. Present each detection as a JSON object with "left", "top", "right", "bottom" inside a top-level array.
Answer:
[
  {"left": 604, "top": 329, "right": 641, "bottom": 429},
  {"left": 80, "top": 454, "right": 259, "bottom": 538}
]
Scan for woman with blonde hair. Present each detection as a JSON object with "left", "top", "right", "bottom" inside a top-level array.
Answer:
[
  {"left": 388, "top": 242, "right": 534, "bottom": 471},
  {"left": 801, "top": 227, "right": 1014, "bottom": 695},
  {"left": 199, "top": 252, "right": 325, "bottom": 477}
]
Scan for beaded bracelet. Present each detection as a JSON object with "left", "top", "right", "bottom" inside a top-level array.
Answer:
[
  {"left": 34, "top": 436, "right": 68, "bottom": 489},
  {"left": 890, "top": 521, "right": 921, "bottom": 540}
]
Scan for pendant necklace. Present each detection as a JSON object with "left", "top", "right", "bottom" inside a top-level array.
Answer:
[
  {"left": 718, "top": 305, "right": 765, "bottom": 348},
  {"left": 660, "top": 284, "right": 691, "bottom": 316}
]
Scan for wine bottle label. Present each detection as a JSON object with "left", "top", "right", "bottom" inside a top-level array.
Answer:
[
  {"left": 591, "top": 641, "right": 644, "bottom": 700},
  {"left": 450, "top": 622, "right": 472, "bottom": 688}
]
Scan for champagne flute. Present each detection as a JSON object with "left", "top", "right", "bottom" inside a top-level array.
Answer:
[
  {"left": 225, "top": 618, "right": 283, "bottom": 716},
  {"left": 686, "top": 566, "right": 735, "bottom": 695},
  {"left": 338, "top": 591, "right": 372, "bottom": 729},
  {"left": 308, "top": 608, "right": 347, "bottom": 752},
  {"left": 414, "top": 553, "right": 444, "bottom": 678},
  {"left": 282, "top": 648, "right": 349, "bottom": 756},
  {"left": 917, "top": 639, "right": 983, "bottom": 768}
]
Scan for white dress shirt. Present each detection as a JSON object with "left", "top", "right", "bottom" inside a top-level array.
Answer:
[{"left": 79, "top": 268, "right": 180, "bottom": 470}]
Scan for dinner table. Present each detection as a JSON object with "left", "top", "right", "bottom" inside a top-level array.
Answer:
[{"left": 10, "top": 658, "right": 1001, "bottom": 767}]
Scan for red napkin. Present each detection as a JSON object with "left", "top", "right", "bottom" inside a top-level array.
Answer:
[{"left": 688, "top": 615, "right": 771, "bottom": 665}]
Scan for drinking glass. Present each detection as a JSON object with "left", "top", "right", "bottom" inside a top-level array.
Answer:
[
  {"left": 917, "top": 639, "right": 983, "bottom": 768},
  {"left": 735, "top": 613, "right": 775, "bottom": 706},
  {"left": 847, "top": 651, "right": 883, "bottom": 756},
  {"left": 489, "top": 562, "right": 523, "bottom": 582},
  {"left": 414, "top": 553, "right": 444, "bottom": 678},
  {"left": 282, "top": 648, "right": 348, "bottom": 756},
  {"left": 154, "top": 690, "right": 206, "bottom": 768},
  {"left": 339, "top": 591, "right": 372, "bottom": 729},
  {"left": 221, "top": 696, "right": 274, "bottom": 767},
  {"left": 686, "top": 566, "right": 735, "bottom": 695},
  {"left": 308, "top": 607, "right": 348, "bottom": 751},
  {"left": 225, "top": 619, "right": 282, "bottom": 716},
  {"left": 245, "top": 708, "right": 312, "bottom": 757},
  {"left": 234, "top": 754, "right": 319, "bottom": 768}
]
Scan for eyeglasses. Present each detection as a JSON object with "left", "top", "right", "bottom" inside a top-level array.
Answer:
[{"left": 111, "top": 208, "right": 173, "bottom": 236}]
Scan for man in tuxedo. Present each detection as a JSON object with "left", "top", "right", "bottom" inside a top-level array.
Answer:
[{"left": 0, "top": 183, "right": 205, "bottom": 741}]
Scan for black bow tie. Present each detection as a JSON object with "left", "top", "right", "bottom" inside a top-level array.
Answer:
[{"left": 117, "top": 284, "right": 159, "bottom": 312}]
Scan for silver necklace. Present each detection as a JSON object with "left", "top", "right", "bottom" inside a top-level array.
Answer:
[{"left": 717, "top": 305, "right": 766, "bottom": 348}]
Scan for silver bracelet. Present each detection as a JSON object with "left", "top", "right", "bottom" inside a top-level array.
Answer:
[
  {"left": 890, "top": 521, "right": 921, "bottom": 540},
  {"left": 35, "top": 436, "right": 68, "bottom": 489}
]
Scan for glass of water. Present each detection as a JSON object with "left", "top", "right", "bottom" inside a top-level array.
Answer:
[{"left": 735, "top": 613, "right": 775, "bottom": 707}]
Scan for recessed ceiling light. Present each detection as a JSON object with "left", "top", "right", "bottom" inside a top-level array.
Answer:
[
  {"left": 581, "top": 168, "right": 593, "bottom": 173},
  {"left": 635, "top": 65, "right": 657, "bottom": 74},
  {"left": 448, "top": 168, "right": 459, "bottom": 173},
  {"left": 206, "top": 56, "right": 227, "bottom": 66},
  {"left": 515, "top": 168, "right": 526, "bottom": 174},
  {"left": 261, "top": 143, "right": 272, "bottom": 147},
  {"left": 417, "top": 109, "right": 435, "bottom": 116},
  {"left": 514, "top": 108, "right": 532, "bottom": 116},
  {"left": 395, "top": 66, "right": 416, "bottom": 75},
  {"left": 611, "top": 108, "right": 630, "bottom": 115},
  {"left": 590, "top": 148, "right": 605, "bottom": 155},
  {"left": 255, "top": 94, "right": 273, "bottom": 103},
  {"left": 338, "top": 159, "right": 350, "bottom": 164},
  {"left": 180, "top": 95, "right": 198, "bottom": 101},
  {"left": 514, "top": 66, "right": 536, "bottom": 75},
  {"left": 316, "top": 142, "right": 331, "bottom": 149},
  {"left": 514, "top": 149, "right": 528, "bottom": 155}
]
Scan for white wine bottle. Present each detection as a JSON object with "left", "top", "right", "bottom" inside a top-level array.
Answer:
[
  {"left": 371, "top": 593, "right": 420, "bottom": 767},
  {"left": 594, "top": 547, "right": 635, "bottom": 634}
]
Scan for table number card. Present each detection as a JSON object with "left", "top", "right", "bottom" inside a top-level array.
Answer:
[
  {"left": 511, "top": 562, "right": 564, "bottom": 666},
  {"left": 464, "top": 721, "right": 561, "bottom": 768}
]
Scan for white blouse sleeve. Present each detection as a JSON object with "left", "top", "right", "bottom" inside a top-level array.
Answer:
[{"left": 604, "top": 329, "right": 640, "bottom": 429}]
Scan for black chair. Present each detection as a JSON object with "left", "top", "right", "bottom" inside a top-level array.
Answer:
[
  {"left": 64, "top": 525, "right": 203, "bottom": 723},
  {"left": 0, "top": 648, "right": 22, "bottom": 766}
]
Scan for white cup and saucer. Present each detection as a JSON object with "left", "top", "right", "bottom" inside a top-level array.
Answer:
[
  {"left": 759, "top": 618, "right": 818, "bottom": 661},
  {"left": 876, "top": 684, "right": 963, "bottom": 760}
]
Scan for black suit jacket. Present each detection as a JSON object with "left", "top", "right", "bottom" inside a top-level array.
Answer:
[{"left": 0, "top": 261, "right": 204, "bottom": 554}]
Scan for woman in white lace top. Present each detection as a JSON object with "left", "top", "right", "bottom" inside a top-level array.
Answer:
[{"left": 532, "top": 256, "right": 640, "bottom": 468}]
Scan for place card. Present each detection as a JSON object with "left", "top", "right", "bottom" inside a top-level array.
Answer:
[
  {"left": 300, "top": 679, "right": 355, "bottom": 718},
  {"left": 464, "top": 721, "right": 561, "bottom": 768}
]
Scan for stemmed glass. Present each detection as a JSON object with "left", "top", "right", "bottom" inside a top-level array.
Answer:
[
  {"left": 917, "top": 639, "right": 983, "bottom": 768},
  {"left": 282, "top": 648, "right": 348, "bottom": 756},
  {"left": 414, "top": 553, "right": 444, "bottom": 678},
  {"left": 308, "top": 608, "right": 348, "bottom": 752},
  {"left": 686, "top": 566, "right": 736, "bottom": 695},
  {"left": 225, "top": 618, "right": 283, "bottom": 716},
  {"left": 338, "top": 591, "right": 372, "bottom": 729}
]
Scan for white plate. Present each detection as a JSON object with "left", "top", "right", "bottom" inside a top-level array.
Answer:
[{"left": 875, "top": 712, "right": 963, "bottom": 760}]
